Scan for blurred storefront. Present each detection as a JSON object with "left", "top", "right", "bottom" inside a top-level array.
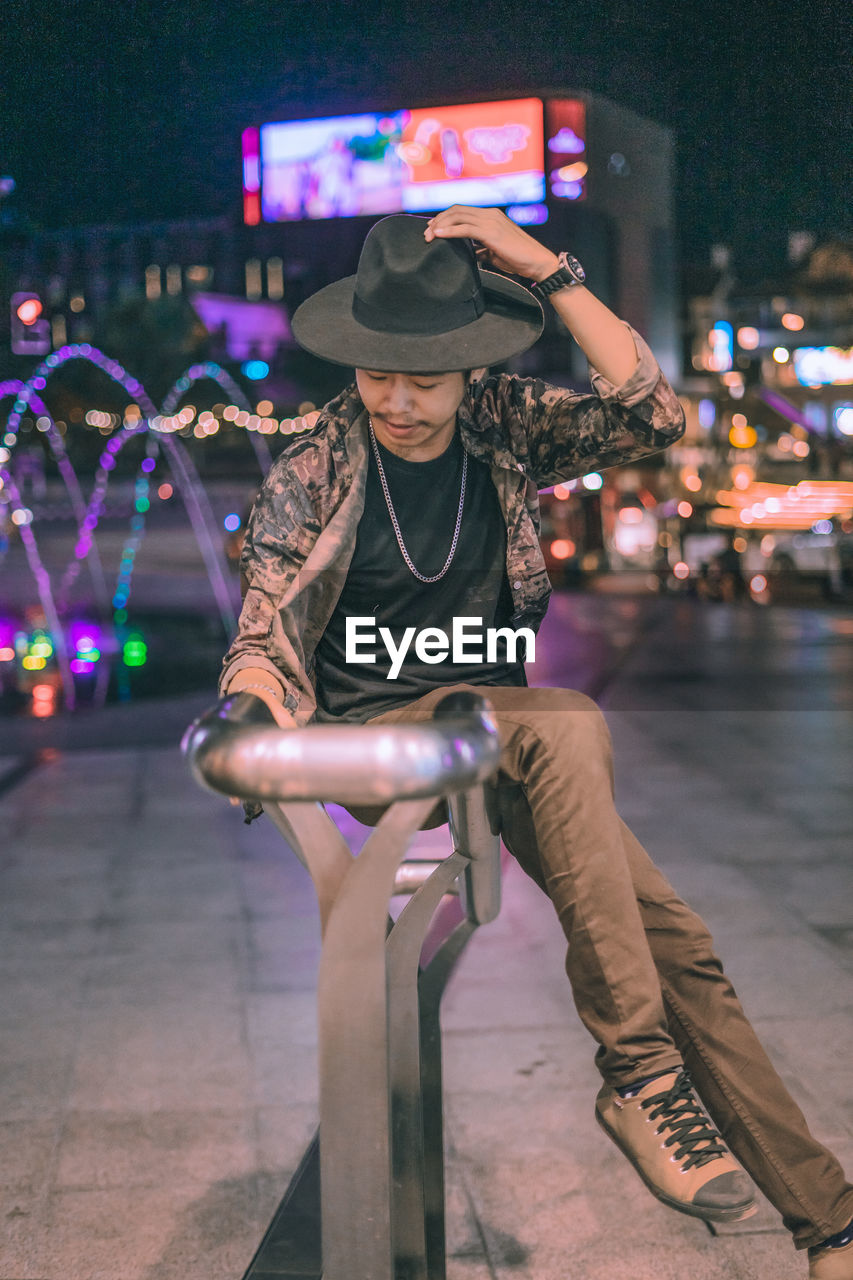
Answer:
[{"left": 667, "top": 235, "right": 853, "bottom": 600}]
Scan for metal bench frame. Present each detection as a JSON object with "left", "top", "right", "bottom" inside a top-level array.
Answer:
[{"left": 183, "top": 691, "right": 504, "bottom": 1280}]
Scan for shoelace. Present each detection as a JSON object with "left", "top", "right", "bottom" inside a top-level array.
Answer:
[{"left": 641, "top": 1070, "right": 730, "bottom": 1171}]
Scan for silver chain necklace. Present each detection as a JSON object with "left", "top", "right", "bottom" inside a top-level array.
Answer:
[{"left": 368, "top": 419, "right": 467, "bottom": 583}]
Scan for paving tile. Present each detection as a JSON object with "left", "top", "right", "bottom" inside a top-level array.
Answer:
[
  {"left": 448, "top": 1086, "right": 602, "bottom": 1175},
  {"left": 67, "top": 997, "right": 252, "bottom": 1113},
  {"left": 2, "top": 1006, "right": 80, "bottom": 1093},
  {"left": 110, "top": 866, "right": 241, "bottom": 923},
  {"left": 750, "top": 1016, "right": 853, "bottom": 1142},
  {"left": 0, "top": 1056, "right": 74, "bottom": 1122},
  {"left": 233, "top": 849, "right": 322, "bottom": 921},
  {"left": 1, "top": 872, "right": 111, "bottom": 924},
  {"left": 251, "top": 1103, "right": 318, "bottom": 1175},
  {"left": 444, "top": 1163, "right": 491, "bottom": 1277},
  {"left": 440, "top": 971, "right": 578, "bottom": 1035},
  {"left": 245, "top": 1038, "right": 319, "bottom": 1111},
  {"left": 443, "top": 1028, "right": 594, "bottom": 1098},
  {"left": 712, "top": 934, "right": 853, "bottom": 1019},
  {"left": 54, "top": 1109, "right": 255, "bottom": 1191},
  {"left": 29, "top": 1184, "right": 258, "bottom": 1280},
  {"left": 0, "top": 1186, "right": 54, "bottom": 1280},
  {"left": 244, "top": 989, "right": 319, "bottom": 1049},
  {"left": 80, "top": 919, "right": 246, "bottom": 999},
  {"left": 0, "top": 1119, "right": 59, "bottom": 1191},
  {"left": 763, "top": 862, "right": 853, "bottom": 929},
  {"left": 243, "top": 914, "right": 323, "bottom": 991}
]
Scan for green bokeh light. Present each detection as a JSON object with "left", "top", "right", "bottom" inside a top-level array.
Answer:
[{"left": 122, "top": 633, "right": 148, "bottom": 667}]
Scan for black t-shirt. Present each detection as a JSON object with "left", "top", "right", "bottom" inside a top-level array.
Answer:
[{"left": 314, "top": 429, "right": 527, "bottom": 721}]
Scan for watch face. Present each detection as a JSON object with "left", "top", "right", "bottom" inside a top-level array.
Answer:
[{"left": 564, "top": 253, "right": 586, "bottom": 282}]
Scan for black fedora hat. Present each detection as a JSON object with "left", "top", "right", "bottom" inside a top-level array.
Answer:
[{"left": 291, "top": 214, "right": 544, "bottom": 373}]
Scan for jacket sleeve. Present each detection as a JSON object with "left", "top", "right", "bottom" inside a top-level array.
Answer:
[
  {"left": 218, "top": 454, "right": 320, "bottom": 722},
  {"left": 488, "top": 323, "right": 686, "bottom": 488}
]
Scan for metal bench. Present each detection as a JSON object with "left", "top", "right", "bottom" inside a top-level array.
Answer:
[{"left": 183, "top": 689, "right": 504, "bottom": 1280}]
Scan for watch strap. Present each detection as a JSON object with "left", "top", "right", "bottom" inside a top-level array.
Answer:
[{"left": 531, "top": 251, "right": 585, "bottom": 300}]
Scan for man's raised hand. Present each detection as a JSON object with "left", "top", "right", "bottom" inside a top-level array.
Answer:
[{"left": 423, "top": 206, "right": 559, "bottom": 283}]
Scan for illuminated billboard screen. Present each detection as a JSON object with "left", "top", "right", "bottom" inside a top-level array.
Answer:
[{"left": 243, "top": 98, "right": 546, "bottom": 224}]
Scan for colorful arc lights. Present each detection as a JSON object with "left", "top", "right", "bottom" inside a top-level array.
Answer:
[{"left": 1, "top": 347, "right": 285, "bottom": 712}]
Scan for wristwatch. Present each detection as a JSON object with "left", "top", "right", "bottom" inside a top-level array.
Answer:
[{"left": 531, "top": 251, "right": 586, "bottom": 300}]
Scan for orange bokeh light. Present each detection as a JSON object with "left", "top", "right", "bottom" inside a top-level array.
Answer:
[
  {"left": 710, "top": 480, "right": 853, "bottom": 530},
  {"left": 30, "top": 684, "right": 57, "bottom": 717},
  {"left": 16, "top": 297, "right": 43, "bottom": 325}
]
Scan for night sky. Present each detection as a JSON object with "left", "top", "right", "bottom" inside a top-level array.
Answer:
[{"left": 3, "top": 0, "right": 851, "bottom": 281}]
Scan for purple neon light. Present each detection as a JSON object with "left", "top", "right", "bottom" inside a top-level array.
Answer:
[
  {"left": 2, "top": 378, "right": 110, "bottom": 612},
  {"left": 59, "top": 421, "right": 149, "bottom": 602},
  {"left": 756, "top": 388, "right": 821, "bottom": 436},
  {"left": 0, "top": 466, "right": 75, "bottom": 709},
  {"left": 3, "top": 346, "right": 154, "bottom": 443},
  {"left": 3, "top": 348, "right": 239, "bottom": 689}
]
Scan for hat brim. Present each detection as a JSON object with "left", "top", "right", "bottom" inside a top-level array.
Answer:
[{"left": 291, "top": 269, "right": 544, "bottom": 373}]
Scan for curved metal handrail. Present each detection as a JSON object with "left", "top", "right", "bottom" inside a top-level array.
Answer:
[{"left": 182, "top": 690, "right": 501, "bottom": 806}]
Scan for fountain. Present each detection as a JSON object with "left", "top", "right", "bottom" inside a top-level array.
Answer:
[{"left": 0, "top": 346, "right": 312, "bottom": 716}]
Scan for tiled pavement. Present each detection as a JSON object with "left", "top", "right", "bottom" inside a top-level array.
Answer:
[{"left": 2, "top": 682, "right": 852, "bottom": 1279}]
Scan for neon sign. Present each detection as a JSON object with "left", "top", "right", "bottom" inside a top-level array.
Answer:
[{"left": 545, "top": 99, "right": 588, "bottom": 201}]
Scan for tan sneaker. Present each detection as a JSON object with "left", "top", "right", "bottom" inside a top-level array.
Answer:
[
  {"left": 809, "top": 1236, "right": 853, "bottom": 1278},
  {"left": 595, "top": 1069, "right": 757, "bottom": 1223}
]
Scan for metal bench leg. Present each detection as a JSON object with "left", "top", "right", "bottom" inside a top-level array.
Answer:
[
  {"left": 419, "top": 912, "right": 487, "bottom": 1280},
  {"left": 387, "top": 852, "right": 469, "bottom": 1280},
  {"left": 262, "top": 800, "right": 354, "bottom": 934},
  {"left": 315, "top": 796, "right": 440, "bottom": 1280},
  {"left": 386, "top": 783, "right": 503, "bottom": 1280}
]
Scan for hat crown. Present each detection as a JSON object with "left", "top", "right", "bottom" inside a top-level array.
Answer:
[
  {"left": 352, "top": 215, "right": 485, "bottom": 335},
  {"left": 289, "top": 211, "right": 544, "bottom": 372}
]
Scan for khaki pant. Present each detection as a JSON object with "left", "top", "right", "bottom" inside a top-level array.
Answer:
[{"left": 351, "top": 684, "right": 853, "bottom": 1249}]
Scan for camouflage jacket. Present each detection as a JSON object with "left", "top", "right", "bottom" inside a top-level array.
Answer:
[{"left": 220, "top": 323, "right": 685, "bottom": 724}]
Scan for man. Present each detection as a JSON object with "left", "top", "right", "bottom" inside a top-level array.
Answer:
[{"left": 220, "top": 207, "right": 853, "bottom": 1277}]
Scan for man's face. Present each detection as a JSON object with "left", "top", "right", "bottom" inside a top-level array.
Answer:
[{"left": 355, "top": 369, "right": 467, "bottom": 461}]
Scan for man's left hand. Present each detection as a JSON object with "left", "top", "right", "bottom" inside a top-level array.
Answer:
[{"left": 424, "top": 206, "right": 559, "bottom": 283}]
